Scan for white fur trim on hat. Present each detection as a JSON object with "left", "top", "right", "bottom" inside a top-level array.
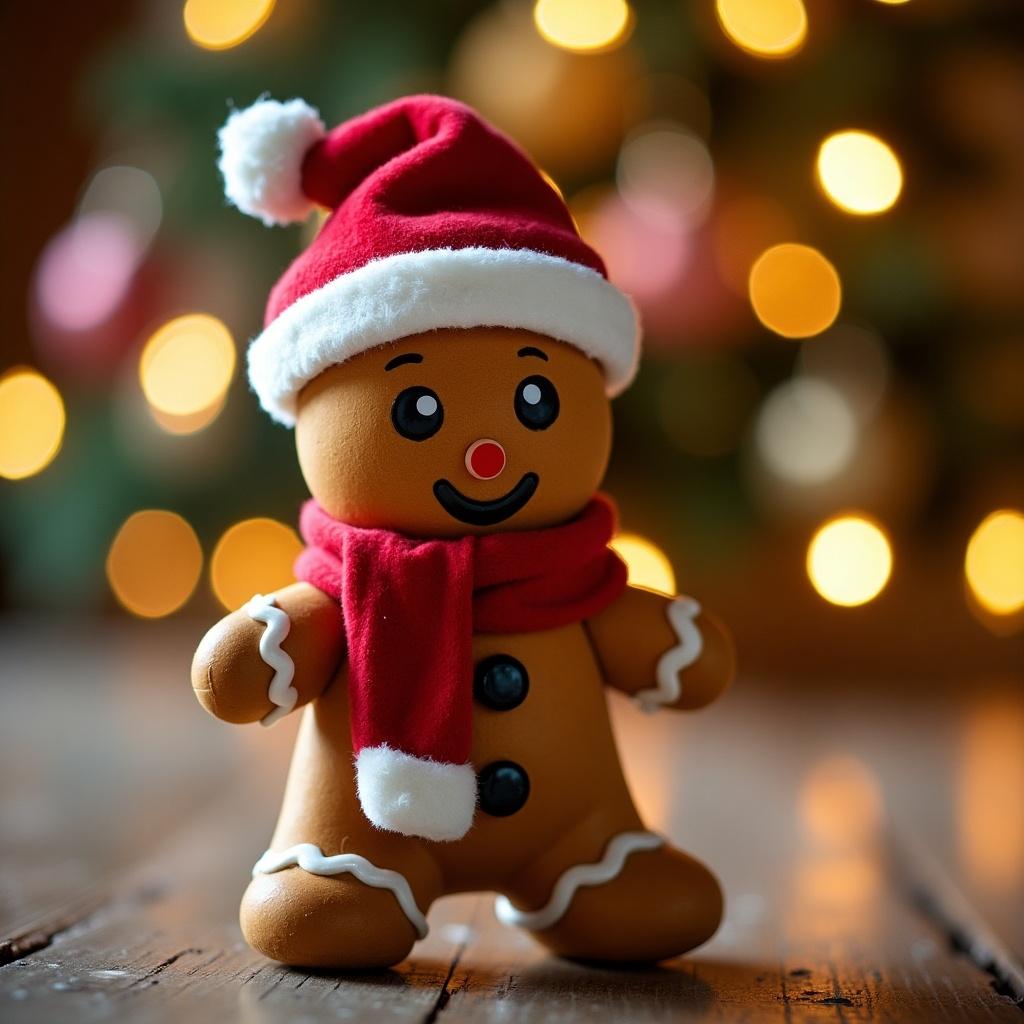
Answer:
[
  {"left": 248, "top": 246, "right": 641, "bottom": 425},
  {"left": 355, "top": 745, "right": 477, "bottom": 842},
  {"left": 218, "top": 98, "right": 325, "bottom": 227}
]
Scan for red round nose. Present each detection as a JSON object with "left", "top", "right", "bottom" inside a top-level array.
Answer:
[{"left": 465, "top": 439, "right": 506, "bottom": 481}]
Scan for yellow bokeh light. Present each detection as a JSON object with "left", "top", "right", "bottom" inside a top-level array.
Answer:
[
  {"left": 816, "top": 131, "right": 903, "bottom": 215},
  {"left": 748, "top": 243, "right": 842, "bottom": 339},
  {"left": 965, "top": 510, "right": 1024, "bottom": 616},
  {"left": 106, "top": 510, "right": 203, "bottom": 618},
  {"left": 715, "top": 0, "right": 807, "bottom": 59},
  {"left": 610, "top": 532, "right": 676, "bottom": 595},
  {"left": 0, "top": 368, "right": 66, "bottom": 480},
  {"left": 210, "top": 517, "right": 302, "bottom": 611},
  {"left": 533, "top": 0, "right": 633, "bottom": 53},
  {"left": 183, "top": 0, "right": 275, "bottom": 51},
  {"left": 140, "top": 313, "right": 236, "bottom": 423},
  {"left": 807, "top": 515, "right": 892, "bottom": 607}
]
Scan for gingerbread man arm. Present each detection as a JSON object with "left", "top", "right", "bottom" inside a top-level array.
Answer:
[
  {"left": 584, "top": 585, "right": 735, "bottom": 712},
  {"left": 191, "top": 581, "right": 346, "bottom": 725}
]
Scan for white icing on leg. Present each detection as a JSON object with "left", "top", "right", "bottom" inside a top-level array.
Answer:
[
  {"left": 252, "top": 843, "right": 429, "bottom": 939},
  {"left": 633, "top": 596, "right": 703, "bottom": 713},
  {"left": 244, "top": 593, "right": 297, "bottom": 727},
  {"left": 494, "top": 831, "right": 664, "bottom": 932}
]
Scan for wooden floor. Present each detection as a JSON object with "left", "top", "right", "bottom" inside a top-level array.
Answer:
[{"left": 1, "top": 619, "right": 1022, "bottom": 1022}]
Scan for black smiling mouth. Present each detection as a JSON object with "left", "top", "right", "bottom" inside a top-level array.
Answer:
[{"left": 433, "top": 473, "right": 539, "bottom": 527}]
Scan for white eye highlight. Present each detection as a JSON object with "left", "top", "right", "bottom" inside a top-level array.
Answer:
[
  {"left": 522, "top": 383, "right": 543, "bottom": 406},
  {"left": 416, "top": 394, "right": 439, "bottom": 417}
]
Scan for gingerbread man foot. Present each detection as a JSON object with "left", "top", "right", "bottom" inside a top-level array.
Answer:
[
  {"left": 498, "top": 838, "right": 722, "bottom": 964},
  {"left": 241, "top": 847, "right": 438, "bottom": 969}
]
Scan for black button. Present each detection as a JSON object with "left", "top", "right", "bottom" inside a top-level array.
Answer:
[
  {"left": 478, "top": 760, "right": 530, "bottom": 817},
  {"left": 474, "top": 655, "right": 529, "bottom": 711}
]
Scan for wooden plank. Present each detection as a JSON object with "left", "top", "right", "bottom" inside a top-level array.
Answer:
[{"left": 2, "top": 624, "right": 1022, "bottom": 1021}]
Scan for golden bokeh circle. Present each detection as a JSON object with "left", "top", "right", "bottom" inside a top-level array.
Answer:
[
  {"left": 107, "top": 510, "right": 203, "bottom": 618},
  {"left": 965, "top": 510, "right": 1024, "bottom": 616},
  {"left": 715, "top": 0, "right": 807, "bottom": 59},
  {"left": 183, "top": 0, "right": 275, "bottom": 50},
  {"left": 210, "top": 517, "right": 302, "bottom": 611},
  {"left": 807, "top": 515, "right": 893, "bottom": 607},
  {"left": 610, "top": 532, "right": 676, "bottom": 595},
  {"left": 0, "top": 369, "right": 66, "bottom": 480},
  {"left": 140, "top": 313, "right": 236, "bottom": 420},
  {"left": 749, "top": 243, "right": 842, "bottom": 339},
  {"left": 817, "top": 131, "right": 903, "bottom": 215}
]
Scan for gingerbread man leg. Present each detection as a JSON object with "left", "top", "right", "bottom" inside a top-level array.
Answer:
[
  {"left": 241, "top": 836, "right": 441, "bottom": 969},
  {"left": 239, "top": 701, "right": 444, "bottom": 969},
  {"left": 497, "top": 828, "right": 722, "bottom": 963}
]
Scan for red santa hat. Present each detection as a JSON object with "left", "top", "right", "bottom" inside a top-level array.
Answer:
[{"left": 217, "top": 94, "right": 640, "bottom": 425}]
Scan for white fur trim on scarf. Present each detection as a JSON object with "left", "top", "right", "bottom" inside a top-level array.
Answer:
[
  {"left": 218, "top": 98, "right": 325, "bottom": 227},
  {"left": 355, "top": 745, "right": 477, "bottom": 843},
  {"left": 494, "top": 831, "right": 665, "bottom": 931},
  {"left": 247, "top": 246, "right": 641, "bottom": 426},
  {"left": 252, "top": 843, "right": 429, "bottom": 939}
]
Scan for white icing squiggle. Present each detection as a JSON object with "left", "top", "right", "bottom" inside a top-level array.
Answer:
[
  {"left": 244, "top": 593, "right": 297, "bottom": 727},
  {"left": 633, "top": 596, "right": 703, "bottom": 713},
  {"left": 252, "top": 843, "right": 429, "bottom": 939},
  {"left": 494, "top": 831, "right": 664, "bottom": 931}
]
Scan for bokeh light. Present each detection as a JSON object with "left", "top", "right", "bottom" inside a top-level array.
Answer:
[
  {"left": 715, "top": 0, "right": 807, "bottom": 59},
  {"left": 0, "top": 369, "right": 66, "bottom": 481},
  {"left": 139, "top": 314, "right": 236, "bottom": 425},
  {"left": 106, "top": 510, "right": 203, "bottom": 618},
  {"left": 816, "top": 131, "right": 903, "bottom": 215},
  {"left": 210, "top": 517, "right": 302, "bottom": 611},
  {"left": 965, "top": 510, "right": 1024, "bottom": 616},
  {"left": 533, "top": 0, "right": 633, "bottom": 53},
  {"left": 807, "top": 515, "right": 893, "bottom": 607},
  {"left": 574, "top": 186, "right": 692, "bottom": 302},
  {"left": 610, "top": 533, "right": 676, "bottom": 595},
  {"left": 79, "top": 166, "right": 162, "bottom": 250},
  {"left": 183, "top": 0, "right": 275, "bottom": 50},
  {"left": 755, "top": 378, "right": 858, "bottom": 486},
  {"left": 749, "top": 243, "right": 842, "bottom": 339},
  {"left": 617, "top": 125, "right": 715, "bottom": 229},
  {"left": 35, "top": 214, "right": 141, "bottom": 333}
]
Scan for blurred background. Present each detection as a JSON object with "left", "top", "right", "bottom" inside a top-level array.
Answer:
[{"left": 2, "top": 0, "right": 1023, "bottom": 679}]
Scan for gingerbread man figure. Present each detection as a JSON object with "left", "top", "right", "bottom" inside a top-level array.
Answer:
[{"left": 193, "top": 94, "right": 735, "bottom": 969}]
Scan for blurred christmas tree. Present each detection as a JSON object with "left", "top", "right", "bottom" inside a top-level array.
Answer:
[{"left": 1, "top": 0, "right": 1022, "bottom": 671}]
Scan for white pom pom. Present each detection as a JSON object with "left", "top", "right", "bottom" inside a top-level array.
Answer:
[{"left": 218, "top": 98, "right": 325, "bottom": 227}]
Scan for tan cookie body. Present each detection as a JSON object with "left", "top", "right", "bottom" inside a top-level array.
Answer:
[
  {"left": 197, "top": 580, "right": 731, "bottom": 967},
  {"left": 192, "top": 328, "right": 734, "bottom": 968}
]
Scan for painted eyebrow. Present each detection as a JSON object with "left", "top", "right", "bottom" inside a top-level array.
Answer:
[
  {"left": 384, "top": 352, "right": 424, "bottom": 371},
  {"left": 517, "top": 346, "right": 549, "bottom": 361}
]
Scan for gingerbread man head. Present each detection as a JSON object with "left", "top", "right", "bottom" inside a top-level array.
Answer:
[{"left": 219, "top": 94, "right": 640, "bottom": 536}]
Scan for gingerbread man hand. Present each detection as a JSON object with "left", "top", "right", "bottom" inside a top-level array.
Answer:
[
  {"left": 585, "top": 584, "right": 735, "bottom": 712},
  {"left": 191, "top": 582, "right": 346, "bottom": 725}
]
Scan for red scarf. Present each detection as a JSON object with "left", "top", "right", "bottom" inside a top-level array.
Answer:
[{"left": 294, "top": 495, "right": 627, "bottom": 841}]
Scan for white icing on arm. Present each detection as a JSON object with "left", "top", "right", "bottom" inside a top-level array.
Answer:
[
  {"left": 244, "top": 593, "right": 297, "bottom": 727},
  {"left": 633, "top": 596, "right": 703, "bottom": 713},
  {"left": 494, "top": 831, "right": 664, "bottom": 931},
  {"left": 252, "top": 843, "right": 429, "bottom": 939}
]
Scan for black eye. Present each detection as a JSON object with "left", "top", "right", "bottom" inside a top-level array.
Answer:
[
  {"left": 514, "top": 375, "right": 559, "bottom": 431},
  {"left": 391, "top": 386, "right": 444, "bottom": 441}
]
